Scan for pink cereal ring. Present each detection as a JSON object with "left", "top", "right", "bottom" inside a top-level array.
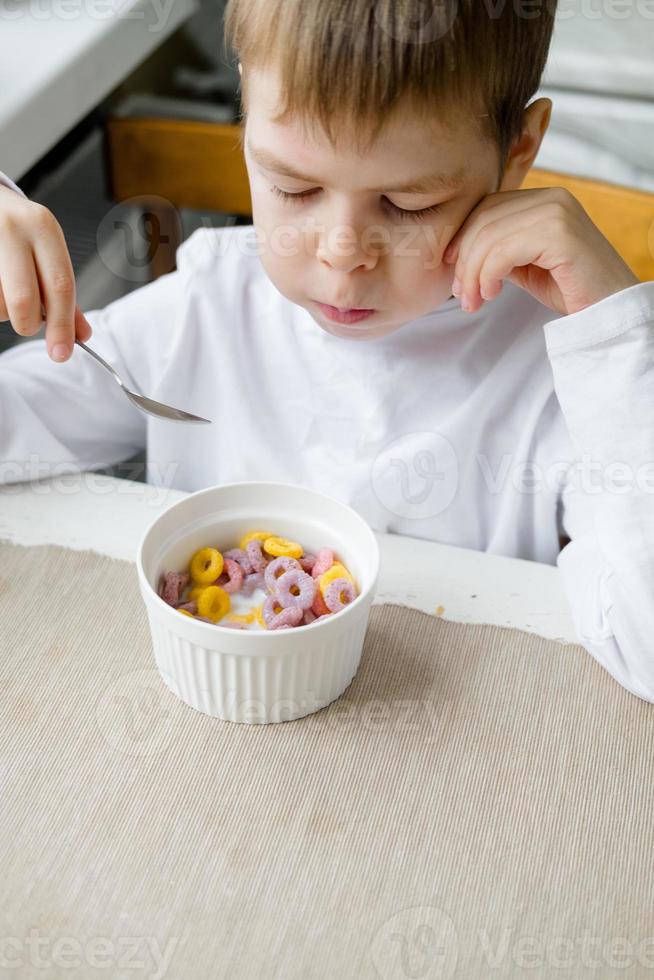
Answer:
[
  {"left": 312, "top": 588, "right": 331, "bottom": 618},
  {"left": 264, "top": 556, "right": 302, "bottom": 594},
  {"left": 324, "top": 577, "right": 356, "bottom": 613},
  {"left": 220, "top": 557, "right": 245, "bottom": 594},
  {"left": 223, "top": 548, "right": 253, "bottom": 575},
  {"left": 299, "top": 554, "right": 316, "bottom": 573},
  {"left": 311, "top": 548, "right": 334, "bottom": 579},
  {"left": 241, "top": 571, "right": 266, "bottom": 597},
  {"left": 303, "top": 608, "right": 317, "bottom": 625},
  {"left": 246, "top": 539, "right": 269, "bottom": 573},
  {"left": 160, "top": 571, "right": 190, "bottom": 607},
  {"left": 275, "top": 568, "right": 316, "bottom": 611},
  {"left": 176, "top": 600, "right": 198, "bottom": 614}
]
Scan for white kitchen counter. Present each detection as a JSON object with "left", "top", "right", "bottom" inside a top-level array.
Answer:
[{"left": 0, "top": 0, "right": 199, "bottom": 181}]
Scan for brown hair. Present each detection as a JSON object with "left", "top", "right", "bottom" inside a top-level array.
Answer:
[{"left": 224, "top": 0, "right": 557, "bottom": 173}]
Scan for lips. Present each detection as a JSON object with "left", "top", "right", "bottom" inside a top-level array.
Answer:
[{"left": 314, "top": 302, "right": 376, "bottom": 325}]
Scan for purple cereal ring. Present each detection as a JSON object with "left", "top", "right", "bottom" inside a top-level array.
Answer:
[
  {"left": 220, "top": 619, "right": 247, "bottom": 630},
  {"left": 262, "top": 594, "right": 303, "bottom": 630},
  {"left": 311, "top": 548, "right": 334, "bottom": 579},
  {"left": 241, "top": 571, "right": 266, "bottom": 596},
  {"left": 223, "top": 548, "right": 253, "bottom": 575},
  {"left": 299, "top": 554, "right": 316, "bottom": 573},
  {"left": 324, "top": 577, "right": 356, "bottom": 612},
  {"left": 269, "top": 606, "right": 304, "bottom": 631},
  {"left": 246, "top": 539, "right": 270, "bottom": 573},
  {"left": 221, "top": 557, "right": 245, "bottom": 594},
  {"left": 160, "top": 571, "right": 190, "bottom": 607},
  {"left": 264, "top": 556, "right": 302, "bottom": 594},
  {"left": 275, "top": 568, "right": 316, "bottom": 611}
]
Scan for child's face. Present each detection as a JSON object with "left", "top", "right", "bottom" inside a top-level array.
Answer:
[{"left": 243, "top": 66, "right": 503, "bottom": 341}]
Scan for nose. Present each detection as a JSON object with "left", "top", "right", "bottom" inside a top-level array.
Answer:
[{"left": 315, "top": 213, "right": 379, "bottom": 273}]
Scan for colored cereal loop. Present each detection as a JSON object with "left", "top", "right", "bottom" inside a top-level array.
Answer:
[
  {"left": 190, "top": 547, "right": 224, "bottom": 585},
  {"left": 221, "top": 558, "right": 245, "bottom": 594},
  {"left": 311, "top": 548, "right": 334, "bottom": 579},
  {"left": 319, "top": 562, "right": 354, "bottom": 597},
  {"left": 246, "top": 539, "right": 270, "bottom": 574},
  {"left": 312, "top": 589, "right": 331, "bottom": 618},
  {"left": 241, "top": 571, "right": 265, "bottom": 596},
  {"left": 264, "top": 556, "right": 302, "bottom": 594},
  {"left": 160, "top": 571, "right": 190, "bottom": 607},
  {"left": 197, "top": 585, "right": 231, "bottom": 622},
  {"left": 275, "top": 569, "right": 316, "bottom": 611},
  {"left": 324, "top": 578, "right": 356, "bottom": 612},
  {"left": 178, "top": 609, "right": 194, "bottom": 618},
  {"left": 223, "top": 548, "right": 253, "bottom": 575},
  {"left": 239, "top": 530, "right": 274, "bottom": 551},
  {"left": 263, "top": 536, "right": 303, "bottom": 560}
]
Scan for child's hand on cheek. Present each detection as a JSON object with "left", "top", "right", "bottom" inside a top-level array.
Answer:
[{"left": 442, "top": 187, "right": 639, "bottom": 316}]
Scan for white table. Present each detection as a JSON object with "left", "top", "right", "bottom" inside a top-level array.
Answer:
[
  {"left": 0, "top": 0, "right": 199, "bottom": 181},
  {"left": 0, "top": 474, "right": 578, "bottom": 644}
]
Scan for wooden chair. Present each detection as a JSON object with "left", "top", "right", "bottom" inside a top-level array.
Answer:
[{"left": 105, "top": 116, "right": 654, "bottom": 283}]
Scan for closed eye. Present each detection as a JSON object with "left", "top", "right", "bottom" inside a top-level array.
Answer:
[{"left": 269, "top": 185, "right": 445, "bottom": 223}]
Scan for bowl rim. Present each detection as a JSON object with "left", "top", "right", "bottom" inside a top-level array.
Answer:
[{"left": 136, "top": 480, "right": 381, "bottom": 638}]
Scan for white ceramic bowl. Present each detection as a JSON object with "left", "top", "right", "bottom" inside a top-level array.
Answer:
[{"left": 136, "top": 481, "right": 380, "bottom": 724}]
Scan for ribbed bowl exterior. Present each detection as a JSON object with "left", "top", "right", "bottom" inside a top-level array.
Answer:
[
  {"left": 136, "top": 482, "right": 380, "bottom": 724},
  {"left": 145, "top": 596, "right": 372, "bottom": 723}
]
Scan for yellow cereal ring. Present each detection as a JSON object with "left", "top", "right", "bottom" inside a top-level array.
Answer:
[
  {"left": 253, "top": 603, "right": 265, "bottom": 627},
  {"left": 263, "top": 535, "right": 303, "bottom": 559},
  {"left": 187, "top": 585, "right": 207, "bottom": 603},
  {"left": 189, "top": 547, "right": 224, "bottom": 585},
  {"left": 319, "top": 562, "right": 354, "bottom": 597},
  {"left": 228, "top": 612, "right": 255, "bottom": 625},
  {"left": 239, "top": 530, "right": 275, "bottom": 551},
  {"left": 197, "top": 585, "right": 231, "bottom": 622},
  {"left": 178, "top": 609, "right": 194, "bottom": 618}
]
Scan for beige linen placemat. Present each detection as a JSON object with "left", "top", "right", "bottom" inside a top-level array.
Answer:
[{"left": 1, "top": 539, "right": 652, "bottom": 980}]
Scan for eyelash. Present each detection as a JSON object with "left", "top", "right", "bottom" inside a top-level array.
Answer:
[{"left": 269, "top": 185, "right": 445, "bottom": 222}]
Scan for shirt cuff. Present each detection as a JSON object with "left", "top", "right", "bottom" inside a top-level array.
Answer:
[{"left": 543, "top": 280, "right": 654, "bottom": 357}]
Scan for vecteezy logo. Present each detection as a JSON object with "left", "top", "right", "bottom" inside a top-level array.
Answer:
[
  {"left": 374, "top": 0, "right": 459, "bottom": 45},
  {"left": 96, "top": 195, "right": 183, "bottom": 283},
  {"left": 95, "top": 668, "right": 182, "bottom": 757},
  {"left": 370, "top": 905, "right": 459, "bottom": 979},
  {"left": 371, "top": 432, "right": 459, "bottom": 520}
]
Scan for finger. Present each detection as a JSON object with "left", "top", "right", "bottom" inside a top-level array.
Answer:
[
  {"left": 476, "top": 229, "right": 553, "bottom": 307},
  {"left": 456, "top": 209, "right": 547, "bottom": 312},
  {"left": 444, "top": 188, "right": 545, "bottom": 267},
  {"left": 0, "top": 236, "right": 43, "bottom": 337},
  {"left": 0, "top": 278, "right": 7, "bottom": 321},
  {"left": 74, "top": 305, "right": 93, "bottom": 342},
  {"left": 32, "top": 224, "right": 77, "bottom": 362}
]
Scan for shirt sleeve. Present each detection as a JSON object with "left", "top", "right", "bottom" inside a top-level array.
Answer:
[
  {"left": 0, "top": 169, "right": 190, "bottom": 484},
  {"left": 0, "top": 170, "right": 27, "bottom": 198},
  {"left": 544, "top": 279, "right": 654, "bottom": 702}
]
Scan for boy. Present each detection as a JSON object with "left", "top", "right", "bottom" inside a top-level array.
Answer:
[{"left": 0, "top": 0, "right": 653, "bottom": 701}]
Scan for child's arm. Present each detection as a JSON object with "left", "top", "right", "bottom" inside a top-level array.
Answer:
[
  {"left": 443, "top": 185, "right": 654, "bottom": 701},
  {"left": 0, "top": 170, "right": 181, "bottom": 485},
  {"left": 544, "top": 282, "right": 654, "bottom": 702}
]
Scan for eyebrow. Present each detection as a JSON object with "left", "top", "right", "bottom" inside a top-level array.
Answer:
[{"left": 247, "top": 140, "right": 467, "bottom": 194}]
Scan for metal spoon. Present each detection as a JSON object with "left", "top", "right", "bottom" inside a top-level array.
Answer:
[{"left": 74, "top": 340, "right": 212, "bottom": 424}]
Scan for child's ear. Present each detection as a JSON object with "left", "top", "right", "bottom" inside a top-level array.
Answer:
[{"left": 498, "top": 98, "right": 553, "bottom": 193}]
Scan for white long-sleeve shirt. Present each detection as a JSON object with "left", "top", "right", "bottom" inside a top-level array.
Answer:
[{"left": 2, "top": 171, "right": 654, "bottom": 702}]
